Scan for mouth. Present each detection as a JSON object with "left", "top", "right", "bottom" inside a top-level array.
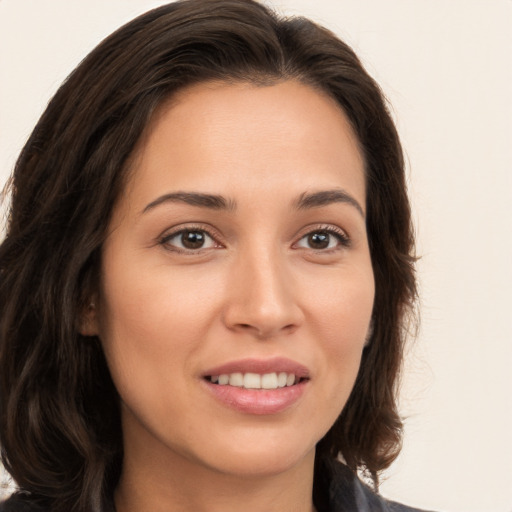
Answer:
[
  {"left": 201, "top": 358, "right": 310, "bottom": 414},
  {"left": 205, "top": 372, "right": 309, "bottom": 390}
]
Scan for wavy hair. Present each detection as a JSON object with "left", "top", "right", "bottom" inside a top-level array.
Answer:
[{"left": 0, "top": 1, "right": 417, "bottom": 510}]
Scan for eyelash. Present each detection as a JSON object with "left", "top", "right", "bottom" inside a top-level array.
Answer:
[
  {"left": 158, "top": 224, "right": 351, "bottom": 254},
  {"left": 159, "top": 224, "right": 221, "bottom": 254},
  {"left": 295, "top": 225, "right": 351, "bottom": 252}
]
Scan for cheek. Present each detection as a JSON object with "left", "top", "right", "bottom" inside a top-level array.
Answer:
[
  {"left": 96, "top": 254, "right": 227, "bottom": 386},
  {"left": 100, "top": 248, "right": 221, "bottom": 333},
  {"left": 303, "top": 264, "right": 374, "bottom": 408},
  {"left": 307, "top": 262, "right": 374, "bottom": 342},
  {"left": 96, "top": 265, "right": 212, "bottom": 436}
]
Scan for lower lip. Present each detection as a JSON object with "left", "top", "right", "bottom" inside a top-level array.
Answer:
[{"left": 203, "top": 380, "right": 308, "bottom": 415}]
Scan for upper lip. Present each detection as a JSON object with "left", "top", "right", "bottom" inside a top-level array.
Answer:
[{"left": 202, "top": 357, "right": 310, "bottom": 378}]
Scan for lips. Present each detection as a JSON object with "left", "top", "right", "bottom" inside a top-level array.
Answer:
[
  {"left": 202, "top": 357, "right": 310, "bottom": 415},
  {"left": 203, "top": 357, "right": 310, "bottom": 379}
]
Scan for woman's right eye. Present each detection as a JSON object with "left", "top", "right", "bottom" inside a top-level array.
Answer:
[{"left": 160, "top": 229, "right": 218, "bottom": 252}]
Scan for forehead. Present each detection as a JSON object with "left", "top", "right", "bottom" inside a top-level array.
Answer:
[{"left": 123, "top": 80, "right": 366, "bottom": 211}]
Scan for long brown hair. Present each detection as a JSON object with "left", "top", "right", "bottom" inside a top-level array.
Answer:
[{"left": 0, "top": 1, "right": 417, "bottom": 510}]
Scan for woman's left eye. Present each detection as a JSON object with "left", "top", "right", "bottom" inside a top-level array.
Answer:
[
  {"left": 295, "top": 229, "right": 349, "bottom": 250},
  {"left": 161, "top": 229, "right": 218, "bottom": 251}
]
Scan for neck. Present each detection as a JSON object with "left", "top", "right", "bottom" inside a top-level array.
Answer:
[{"left": 115, "top": 444, "right": 316, "bottom": 512}]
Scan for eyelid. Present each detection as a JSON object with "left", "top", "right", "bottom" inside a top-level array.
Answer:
[
  {"left": 292, "top": 224, "right": 351, "bottom": 250},
  {"left": 157, "top": 222, "right": 350, "bottom": 254},
  {"left": 158, "top": 223, "right": 224, "bottom": 253}
]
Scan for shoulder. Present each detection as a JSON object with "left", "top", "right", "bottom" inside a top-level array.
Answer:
[
  {"left": 322, "top": 458, "right": 435, "bottom": 512},
  {"left": 0, "top": 494, "right": 46, "bottom": 512}
]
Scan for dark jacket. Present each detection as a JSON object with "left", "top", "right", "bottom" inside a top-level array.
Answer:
[{"left": 0, "top": 460, "right": 433, "bottom": 512}]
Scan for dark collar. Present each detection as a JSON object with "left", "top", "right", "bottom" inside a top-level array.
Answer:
[{"left": 315, "top": 458, "right": 430, "bottom": 512}]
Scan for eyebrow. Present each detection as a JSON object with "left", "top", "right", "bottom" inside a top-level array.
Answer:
[
  {"left": 142, "top": 188, "right": 364, "bottom": 218},
  {"left": 295, "top": 189, "right": 365, "bottom": 218},
  {"left": 142, "top": 192, "right": 235, "bottom": 213}
]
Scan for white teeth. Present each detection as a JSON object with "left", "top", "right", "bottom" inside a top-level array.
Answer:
[
  {"left": 243, "top": 373, "right": 261, "bottom": 389},
  {"left": 261, "top": 372, "right": 279, "bottom": 389},
  {"left": 211, "top": 372, "right": 300, "bottom": 389},
  {"left": 229, "top": 372, "right": 244, "bottom": 387},
  {"left": 277, "top": 372, "right": 287, "bottom": 388}
]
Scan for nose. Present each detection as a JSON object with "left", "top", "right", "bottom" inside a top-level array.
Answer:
[{"left": 222, "top": 248, "right": 304, "bottom": 339}]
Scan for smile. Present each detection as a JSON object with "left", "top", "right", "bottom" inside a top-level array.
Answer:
[
  {"left": 207, "top": 372, "right": 306, "bottom": 389},
  {"left": 202, "top": 358, "right": 310, "bottom": 414}
]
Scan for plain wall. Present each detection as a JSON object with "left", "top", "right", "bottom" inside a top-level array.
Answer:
[{"left": 1, "top": 1, "right": 511, "bottom": 511}]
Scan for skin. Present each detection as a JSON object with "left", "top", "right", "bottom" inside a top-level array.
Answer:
[{"left": 85, "top": 80, "right": 375, "bottom": 512}]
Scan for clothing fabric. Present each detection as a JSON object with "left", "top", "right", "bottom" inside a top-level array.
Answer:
[
  {"left": 0, "top": 460, "right": 433, "bottom": 512},
  {"left": 315, "top": 459, "right": 433, "bottom": 512}
]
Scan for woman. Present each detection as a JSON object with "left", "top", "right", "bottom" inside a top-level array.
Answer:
[{"left": 0, "top": 1, "right": 420, "bottom": 511}]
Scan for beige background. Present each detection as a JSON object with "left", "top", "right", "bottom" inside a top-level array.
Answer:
[{"left": 1, "top": 1, "right": 511, "bottom": 511}]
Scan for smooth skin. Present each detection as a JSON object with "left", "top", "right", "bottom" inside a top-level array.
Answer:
[{"left": 84, "top": 80, "right": 375, "bottom": 512}]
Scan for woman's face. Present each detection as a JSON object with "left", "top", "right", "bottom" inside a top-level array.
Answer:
[{"left": 92, "top": 80, "right": 374, "bottom": 478}]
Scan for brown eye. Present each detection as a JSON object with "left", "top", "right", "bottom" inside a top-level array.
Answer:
[
  {"left": 307, "top": 232, "right": 330, "bottom": 249},
  {"left": 161, "top": 229, "right": 217, "bottom": 252},
  {"left": 181, "top": 230, "right": 206, "bottom": 249},
  {"left": 295, "top": 228, "right": 349, "bottom": 251}
]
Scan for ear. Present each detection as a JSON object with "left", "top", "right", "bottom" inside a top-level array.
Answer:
[{"left": 79, "top": 301, "right": 100, "bottom": 337}]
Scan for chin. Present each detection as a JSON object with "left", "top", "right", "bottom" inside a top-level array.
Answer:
[{"left": 189, "top": 431, "right": 317, "bottom": 478}]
